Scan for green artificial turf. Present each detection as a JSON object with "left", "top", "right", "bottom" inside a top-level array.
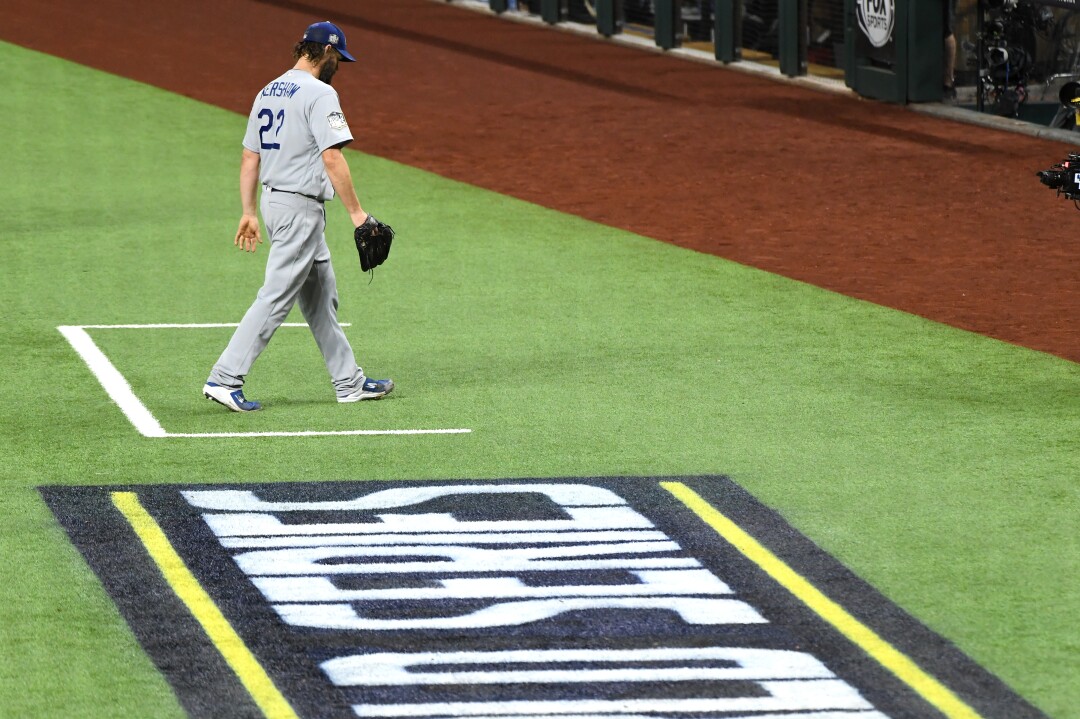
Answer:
[{"left": 1, "top": 40, "right": 1078, "bottom": 717}]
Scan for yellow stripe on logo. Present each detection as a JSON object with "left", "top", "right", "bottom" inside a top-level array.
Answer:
[
  {"left": 111, "top": 491, "right": 299, "bottom": 719},
  {"left": 660, "top": 481, "right": 983, "bottom": 719}
]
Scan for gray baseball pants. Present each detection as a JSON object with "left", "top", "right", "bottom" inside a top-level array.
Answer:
[{"left": 208, "top": 189, "right": 365, "bottom": 397}]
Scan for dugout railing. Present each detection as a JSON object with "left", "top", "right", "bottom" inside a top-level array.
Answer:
[
  {"left": 457, "top": 0, "right": 1080, "bottom": 123},
  {"left": 468, "top": 0, "right": 940, "bottom": 100}
]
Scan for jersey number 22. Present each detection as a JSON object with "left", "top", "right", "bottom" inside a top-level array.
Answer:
[{"left": 258, "top": 109, "right": 285, "bottom": 150}]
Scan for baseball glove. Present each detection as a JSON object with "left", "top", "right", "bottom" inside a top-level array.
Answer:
[{"left": 354, "top": 215, "right": 394, "bottom": 274}]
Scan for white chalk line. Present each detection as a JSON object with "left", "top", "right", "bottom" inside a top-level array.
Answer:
[
  {"left": 167, "top": 429, "right": 472, "bottom": 438},
  {"left": 58, "top": 325, "right": 169, "bottom": 438},
  {"left": 75, "top": 322, "right": 349, "bottom": 329},
  {"left": 57, "top": 324, "right": 471, "bottom": 439}
]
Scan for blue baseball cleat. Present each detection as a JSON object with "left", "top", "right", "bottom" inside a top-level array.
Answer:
[
  {"left": 338, "top": 377, "right": 394, "bottom": 402},
  {"left": 203, "top": 382, "right": 262, "bottom": 412}
]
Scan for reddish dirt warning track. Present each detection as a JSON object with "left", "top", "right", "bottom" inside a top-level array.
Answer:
[{"left": 4, "top": 0, "right": 1077, "bottom": 361}]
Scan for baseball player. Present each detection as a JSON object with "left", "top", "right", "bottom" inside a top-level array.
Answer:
[{"left": 203, "top": 20, "right": 393, "bottom": 412}]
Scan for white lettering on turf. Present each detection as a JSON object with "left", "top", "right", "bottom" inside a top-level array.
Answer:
[{"left": 184, "top": 483, "right": 884, "bottom": 717}]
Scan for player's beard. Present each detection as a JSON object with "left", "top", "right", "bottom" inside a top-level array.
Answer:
[{"left": 318, "top": 56, "right": 339, "bottom": 85}]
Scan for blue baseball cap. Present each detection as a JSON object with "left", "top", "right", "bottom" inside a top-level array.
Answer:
[{"left": 302, "top": 21, "right": 356, "bottom": 62}]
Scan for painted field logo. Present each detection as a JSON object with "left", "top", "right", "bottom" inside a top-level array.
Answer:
[
  {"left": 856, "top": 0, "right": 895, "bottom": 48},
  {"left": 41, "top": 478, "right": 1047, "bottom": 719}
]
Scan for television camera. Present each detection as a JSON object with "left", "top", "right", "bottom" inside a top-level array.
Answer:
[{"left": 1036, "top": 80, "right": 1080, "bottom": 207}]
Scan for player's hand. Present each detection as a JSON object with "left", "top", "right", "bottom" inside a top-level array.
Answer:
[
  {"left": 349, "top": 209, "right": 369, "bottom": 228},
  {"left": 234, "top": 214, "right": 262, "bottom": 253}
]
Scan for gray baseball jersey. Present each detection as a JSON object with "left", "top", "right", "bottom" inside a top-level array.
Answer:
[
  {"left": 208, "top": 68, "right": 368, "bottom": 397},
  {"left": 242, "top": 69, "right": 353, "bottom": 201}
]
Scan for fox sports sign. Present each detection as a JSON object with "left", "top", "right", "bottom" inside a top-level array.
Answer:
[{"left": 857, "top": 0, "right": 895, "bottom": 48}]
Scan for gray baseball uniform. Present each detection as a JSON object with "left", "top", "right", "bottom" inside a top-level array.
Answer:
[{"left": 207, "top": 69, "right": 367, "bottom": 397}]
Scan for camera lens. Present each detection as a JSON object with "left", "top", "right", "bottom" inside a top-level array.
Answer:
[{"left": 1038, "top": 169, "right": 1066, "bottom": 189}]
